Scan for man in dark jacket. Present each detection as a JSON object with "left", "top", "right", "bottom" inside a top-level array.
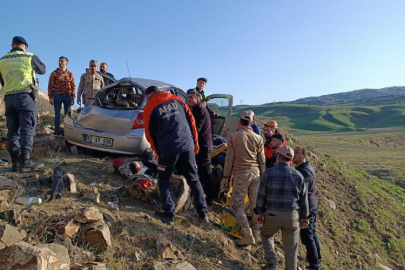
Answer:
[
  {"left": 187, "top": 90, "right": 214, "bottom": 206},
  {"left": 144, "top": 86, "right": 208, "bottom": 225},
  {"left": 294, "top": 146, "right": 321, "bottom": 270}
]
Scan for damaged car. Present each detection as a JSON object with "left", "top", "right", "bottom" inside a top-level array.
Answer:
[{"left": 64, "top": 77, "right": 234, "bottom": 156}]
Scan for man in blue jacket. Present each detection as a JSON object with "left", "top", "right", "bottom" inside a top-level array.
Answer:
[{"left": 144, "top": 86, "right": 208, "bottom": 225}]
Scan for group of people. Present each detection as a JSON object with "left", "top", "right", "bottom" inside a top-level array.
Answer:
[{"left": 0, "top": 36, "right": 320, "bottom": 270}]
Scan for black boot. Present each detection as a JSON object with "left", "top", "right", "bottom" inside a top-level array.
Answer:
[
  {"left": 20, "top": 153, "right": 36, "bottom": 170},
  {"left": 11, "top": 154, "right": 21, "bottom": 172}
]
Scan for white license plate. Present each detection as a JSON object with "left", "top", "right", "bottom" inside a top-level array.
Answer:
[{"left": 82, "top": 135, "right": 114, "bottom": 147}]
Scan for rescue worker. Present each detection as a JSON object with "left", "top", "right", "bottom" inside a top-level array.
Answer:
[
  {"left": 187, "top": 90, "right": 215, "bottom": 206},
  {"left": 264, "top": 120, "right": 278, "bottom": 168},
  {"left": 267, "top": 133, "right": 285, "bottom": 168},
  {"left": 294, "top": 146, "right": 321, "bottom": 270},
  {"left": 220, "top": 111, "right": 265, "bottom": 246},
  {"left": 99, "top": 62, "right": 115, "bottom": 86},
  {"left": 143, "top": 86, "right": 208, "bottom": 225},
  {"left": 0, "top": 36, "right": 46, "bottom": 172},
  {"left": 254, "top": 146, "right": 309, "bottom": 270},
  {"left": 48, "top": 56, "right": 75, "bottom": 136},
  {"left": 77, "top": 60, "right": 104, "bottom": 106},
  {"left": 189, "top": 77, "right": 216, "bottom": 116}
]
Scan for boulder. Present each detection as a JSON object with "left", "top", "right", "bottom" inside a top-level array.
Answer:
[
  {"left": 0, "top": 196, "right": 9, "bottom": 210},
  {"left": 0, "top": 224, "right": 25, "bottom": 250},
  {"left": 0, "top": 242, "right": 61, "bottom": 270},
  {"left": 82, "top": 187, "right": 101, "bottom": 204},
  {"left": 325, "top": 197, "right": 337, "bottom": 210},
  {"left": 172, "top": 262, "right": 196, "bottom": 270},
  {"left": 156, "top": 175, "right": 193, "bottom": 213},
  {"left": 63, "top": 173, "right": 77, "bottom": 193},
  {"left": 71, "top": 262, "right": 108, "bottom": 270},
  {"left": 74, "top": 207, "right": 103, "bottom": 223},
  {"left": 36, "top": 243, "right": 70, "bottom": 270},
  {"left": 64, "top": 219, "right": 80, "bottom": 238},
  {"left": 78, "top": 221, "right": 111, "bottom": 251},
  {"left": 0, "top": 176, "right": 24, "bottom": 200}
]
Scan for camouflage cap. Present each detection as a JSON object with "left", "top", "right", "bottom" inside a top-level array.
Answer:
[{"left": 89, "top": 60, "right": 98, "bottom": 66}]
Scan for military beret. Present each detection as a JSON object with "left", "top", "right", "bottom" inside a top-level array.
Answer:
[
  {"left": 89, "top": 60, "right": 98, "bottom": 66},
  {"left": 12, "top": 36, "right": 28, "bottom": 47},
  {"left": 197, "top": 77, "right": 207, "bottom": 83}
]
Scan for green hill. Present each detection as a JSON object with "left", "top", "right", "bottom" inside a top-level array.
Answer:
[{"left": 232, "top": 103, "right": 405, "bottom": 134}]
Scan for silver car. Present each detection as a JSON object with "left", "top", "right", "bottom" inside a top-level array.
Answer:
[{"left": 64, "top": 77, "right": 234, "bottom": 156}]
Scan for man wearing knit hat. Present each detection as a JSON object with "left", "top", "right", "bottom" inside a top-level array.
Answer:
[
  {"left": 77, "top": 60, "right": 104, "bottom": 106},
  {"left": 220, "top": 111, "right": 265, "bottom": 247},
  {"left": 0, "top": 36, "right": 46, "bottom": 172},
  {"left": 254, "top": 145, "right": 309, "bottom": 270}
]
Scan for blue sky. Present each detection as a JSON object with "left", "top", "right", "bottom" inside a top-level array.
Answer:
[{"left": 1, "top": 0, "right": 404, "bottom": 105}]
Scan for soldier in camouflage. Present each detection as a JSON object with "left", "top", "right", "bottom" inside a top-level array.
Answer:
[{"left": 77, "top": 60, "right": 104, "bottom": 106}]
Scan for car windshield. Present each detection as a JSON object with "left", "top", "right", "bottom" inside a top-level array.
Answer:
[
  {"left": 206, "top": 97, "right": 229, "bottom": 117},
  {"left": 96, "top": 85, "right": 143, "bottom": 110}
]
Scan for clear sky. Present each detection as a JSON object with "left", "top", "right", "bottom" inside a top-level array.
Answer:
[{"left": 1, "top": 0, "right": 404, "bottom": 105}]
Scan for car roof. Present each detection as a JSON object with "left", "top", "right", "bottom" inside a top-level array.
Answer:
[{"left": 115, "top": 77, "right": 177, "bottom": 89}]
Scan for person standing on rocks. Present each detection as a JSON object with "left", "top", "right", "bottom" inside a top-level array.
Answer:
[
  {"left": 220, "top": 111, "right": 265, "bottom": 247},
  {"left": 77, "top": 60, "right": 104, "bottom": 107},
  {"left": 294, "top": 146, "right": 321, "bottom": 270},
  {"left": 187, "top": 90, "right": 215, "bottom": 206},
  {"left": 0, "top": 36, "right": 46, "bottom": 172},
  {"left": 143, "top": 86, "right": 208, "bottom": 226},
  {"left": 48, "top": 56, "right": 75, "bottom": 136},
  {"left": 254, "top": 146, "right": 309, "bottom": 270}
]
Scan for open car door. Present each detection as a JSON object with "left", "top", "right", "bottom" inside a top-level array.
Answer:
[{"left": 205, "top": 94, "right": 237, "bottom": 137}]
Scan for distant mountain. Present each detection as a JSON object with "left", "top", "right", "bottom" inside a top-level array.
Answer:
[{"left": 292, "top": 86, "right": 405, "bottom": 106}]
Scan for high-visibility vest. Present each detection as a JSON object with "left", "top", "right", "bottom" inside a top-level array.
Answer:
[{"left": 0, "top": 51, "right": 35, "bottom": 94}]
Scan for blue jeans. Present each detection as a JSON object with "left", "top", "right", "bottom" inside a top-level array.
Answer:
[
  {"left": 54, "top": 94, "right": 71, "bottom": 135},
  {"left": 300, "top": 207, "right": 322, "bottom": 268},
  {"left": 157, "top": 150, "right": 208, "bottom": 218},
  {"left": 5, "top": 93, "right": 37, "bottom": 155}
]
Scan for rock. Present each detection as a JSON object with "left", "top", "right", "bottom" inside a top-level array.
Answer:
[
  {"left": 0, "top": 209, "right": 21, "bottom": 226},
  {"left": 71, "top": 262, "right": 108, "bottom": 270},
  {"left": 69, "top": 245, "right": 96, "bottom": 263},
  {"left": 156, "top": 175, "right": 193, "bottom": 213},
  {"left": 134, "top": 251, "right": 142, "bottom": 262},
  {"left": 0, "top": 196, "right": 9, "bottom": 210},
  {"left": 174, "top": 250, "right": 184, "bottom": 260},
  {"left": 82, "top": 187, "right": 101, "bottom": 204},
  {"left": 156, "top": 237, "right": 176, "bottom": 260},
  {"left": 377, "top": 263, "right": 393, "bottom": 270},
  {"left": 42, "top": 127, "right": 54, "bottom": 134},
  {"left": 6, "top": 173, "right": 20, "bottom": 181},
  {"left": 74, "top": 207, "right": 103, "bottom": 223},
  {"left": 78, "top": 221, "right": 111, "bottom": 251},
  {"left": 276, "top": 250, "right": 285, "bottom": 259},
  {"left": 0, "top": 242, "right": 61, "bottom": 270},
  {"left": 0, "top": 224, "right": 25, "bottom": 250},
  {"left": 64, "top": 219, "right": 80, "bottom": 238},
  {"left": 308, "top": 151, "right": 318, "bottom": 161},
  {"left": 0, "top": 176, "right": 24, "bottom": 200},
  {"left": 102, "top": 212, "right": 116, "bottom": 224},
  {"left": 172, "top": 262, "right": 196, "bottom": 270},
  {"left": 63, "top": 173, "right": 77, "bottom": 193},
  {"left": 153, "top": 262, "right": 164, "bottom": 270},
  {"left": 36, "top": 243, "right": 70, "bottom": 270},
  {"left": 325, "top": 197, "right": 337, "bottom": 210}
]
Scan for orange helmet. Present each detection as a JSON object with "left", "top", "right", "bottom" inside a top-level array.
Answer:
[{"left": 265, "top": 120, "right": 278, "bottom": 128}]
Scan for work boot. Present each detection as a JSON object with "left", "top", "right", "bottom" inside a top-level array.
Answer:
[
  {"left": 11, "top": 154, "right": 20, "bottom": 172},
  {"left": 236, "top": 227, "right": 255, "bottom": 246},
  {"left": 252, "top": 228, "right": 260, "bottom": 244},
  {"left": 154, "top": 210, "right": 174, "bottom": 226},
  {"left": 20, "top": 153, "right": 43, "bottom": 171}
]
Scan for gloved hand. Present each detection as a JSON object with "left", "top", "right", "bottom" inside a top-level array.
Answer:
[
  {"left": 220, "top": 177, "right": 229, "bottom": 193},
  {"left": 194, "top": 143, "right": 200, "bottom": 155}
]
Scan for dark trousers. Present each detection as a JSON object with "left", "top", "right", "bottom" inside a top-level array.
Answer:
[
  {"left": 4, "top": 93, "right": 37, "bottom": 155},
  {"left": 54, "top": 94, "right": 71, "bottom": 135},
  {"left": 157, "top": 150, "right": 208, "bottom": 218},
  {"left": 300, "top": 208, "right": 322, "bottom": 268},
  {"left": 196, "top": 147, "right": 214, "bottom": 205}
]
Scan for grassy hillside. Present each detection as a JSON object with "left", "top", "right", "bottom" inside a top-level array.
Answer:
[{"left": 231, "top": 103, "right": 405, "bottom": 134}]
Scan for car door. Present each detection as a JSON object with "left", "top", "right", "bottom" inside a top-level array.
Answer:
[{"left": 205, "top": 94, "right": 236, "bottom": 137}]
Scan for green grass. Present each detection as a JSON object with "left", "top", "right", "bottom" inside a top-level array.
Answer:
[{"left": 232, "top": 103, "right": 405, "bottom": 134}]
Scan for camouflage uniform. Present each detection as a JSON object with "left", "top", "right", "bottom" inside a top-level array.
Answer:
[{"left": 77, "top": 72, "right": 104, "bottom": 106}]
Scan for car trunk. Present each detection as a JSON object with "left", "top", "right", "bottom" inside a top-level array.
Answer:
[{"left": 76, "top": 106, "right": 139, "bottom": 134}]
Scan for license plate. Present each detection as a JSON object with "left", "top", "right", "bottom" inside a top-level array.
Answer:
[{"left": 82, "top": 135, "right": 114, "bottom": 147}]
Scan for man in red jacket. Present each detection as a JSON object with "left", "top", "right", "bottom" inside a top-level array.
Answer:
[{"left": 144, "top": 86, "right": 208, "bottom": 225}]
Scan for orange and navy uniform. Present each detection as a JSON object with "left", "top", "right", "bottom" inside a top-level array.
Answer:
[{"left": 144, "top": 91, "right": 198, "bottom": 156}]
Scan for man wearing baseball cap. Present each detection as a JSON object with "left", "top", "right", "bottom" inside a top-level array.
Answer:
[
  {"left": 0, "top": 36, "right": 46, "bottom": 172},
  {"left": 254, "top": 145, "right": 309, "bottom": 270},
  {"left": 220, "top": 111, "right": 265, "bottom": 246}
]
